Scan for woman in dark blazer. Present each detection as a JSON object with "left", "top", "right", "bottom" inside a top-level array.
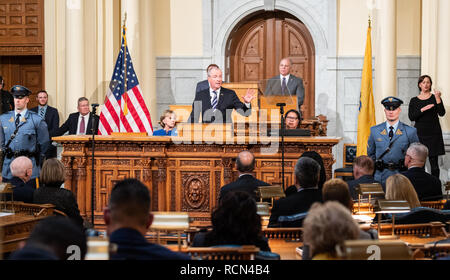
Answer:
[
  {"left": 408, "top": 75, "right": 446, "bottom": 179},
  {"left": 33, "top": 158, "right": 84, "bottom": 229}
]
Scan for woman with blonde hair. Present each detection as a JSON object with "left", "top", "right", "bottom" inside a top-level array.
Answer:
[
  {"left": 33, "top": 158, "right": 84, "bottom": 229},
  {"left": 153, "top": 110, "right": 178, "bottom": 136},
  {"left": 385, "top": 174, "right": 421, "bottom": 209}
]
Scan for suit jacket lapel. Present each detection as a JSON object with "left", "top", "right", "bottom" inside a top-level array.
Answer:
[
  {"left": 391, "top": 122, "right": 404, "bottom": 143},
  {"left": 217, "top": 88, "right": 225, "bottom": 109},
  {"left": 379, "top": 123, "right": 390, "bottom": 142}
]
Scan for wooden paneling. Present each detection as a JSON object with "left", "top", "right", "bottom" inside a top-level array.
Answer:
[
  {"left": 0, "top": 55, "right": 43, "bottom": 108},
  {"left": 54, "top": 135, "right": 340, "bottom": 228},
  {"left": 227, "top": 11, "right": 315, "bottom": 118},
  {"left": 0, "top": 0, "right": 43, "bottom": 49}
]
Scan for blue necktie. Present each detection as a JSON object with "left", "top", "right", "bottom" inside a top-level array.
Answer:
[
  {"left": 389, "top": 126, "right": 394, "bottom": 141},
  {"left": 15, "top": 113, "right": 21, "bottom": 127},
  {"left": 39, "top": 108, "right": 45, "bottom": 118},
  {"left": 211, "top": 91, "right": 218, "bottom": 110}
]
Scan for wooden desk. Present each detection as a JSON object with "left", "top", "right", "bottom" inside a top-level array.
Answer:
[
  {"left": 268, "top": 239, "right": 302, "bottom": 260},
  {"left": 53, "top": 135, "right": 340, "bottom": 228},
  {"left": 0, "top": 203, "right": 56, "bottom": 255}
]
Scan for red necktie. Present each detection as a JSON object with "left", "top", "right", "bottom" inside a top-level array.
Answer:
[{"left": 79, "top": 116, "right": 85, "bottom": 134}]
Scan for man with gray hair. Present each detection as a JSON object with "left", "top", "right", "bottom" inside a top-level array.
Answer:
[
  {"left": 8, "top": 156, "right": 35, "bottom": 203},
  {"left": 268, "top": 157, "right": 323, "bottom": 227},
  {"left": 401, "top": 142, "right": 442, "bottom": 201}
]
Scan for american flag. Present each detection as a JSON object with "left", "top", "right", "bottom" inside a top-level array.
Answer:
[{"left": 98, "top": 26, "right": 153, "bottom": 135}]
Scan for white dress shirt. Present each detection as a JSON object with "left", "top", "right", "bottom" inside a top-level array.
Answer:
[{"left": 77, "top": 113, "right": 89, "bottom": 135}]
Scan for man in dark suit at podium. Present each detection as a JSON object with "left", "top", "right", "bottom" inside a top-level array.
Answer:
[
  {"left": 30, "top": 90, "right": 60, "bottom": 158},
  {"left": 188, "top": 66, "right": 254, "bottom": 123},
  {"left": 219, "top": 151, "right": 271, "bottom": 202},
  {"left": 264, "top": 58, "right": 305, "bottom": 118},
  {"left": 53, "top": 97, "right": 99, "bottom": 136},
  {"left": 195, "top": 64, "right": 219, "bottom": 94}
]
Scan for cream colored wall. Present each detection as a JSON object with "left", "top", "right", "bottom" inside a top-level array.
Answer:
[
  {"left": 169, "top": 0, "right": 203, "bottom": 56},
  {"left": 154, "top": 0, "right": 171, "bottom": 56},
  {"left": 337, "top": 0, "right": 421, "bottom": 56}
]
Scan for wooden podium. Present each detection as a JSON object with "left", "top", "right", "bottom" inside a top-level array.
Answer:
[{"left": 54, "top": 134, "right": 340, "bottom": 228}]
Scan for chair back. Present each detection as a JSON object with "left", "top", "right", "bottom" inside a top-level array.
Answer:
[
  {"left": 336, "top": 240, "right": 412, "bottom": 260},
  {"left": 182, "top": 245, "right": 260, "bottom": 260},
  {"left": 343, "top": 144, "right": 357, "bottom": 168}
]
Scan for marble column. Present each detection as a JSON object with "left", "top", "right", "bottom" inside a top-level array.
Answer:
[
  {"left": 65, "top": 0, "right": 85, "bottom": 114},
  {"left": 421, "top": 0, "right": 450, "bottom": 132},
  {"left": 374, "top": 0, "right": 397, "bottom": 123}
]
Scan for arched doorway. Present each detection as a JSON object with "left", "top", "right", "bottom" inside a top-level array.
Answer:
[{"left": 226, "top": 11, "right": 315, "bottom": 118}]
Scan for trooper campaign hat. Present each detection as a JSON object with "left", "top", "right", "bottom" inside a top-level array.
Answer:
[
  {"left": 381, "top": 96, "right": 403, "bottom": 111},
  {"left": 10, "top": 85, "right": 31, "bottom": 98}
]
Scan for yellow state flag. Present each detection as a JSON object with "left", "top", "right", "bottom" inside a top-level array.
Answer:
[{"left": 357, "top": 22, "right": 376, "bottom": 156}]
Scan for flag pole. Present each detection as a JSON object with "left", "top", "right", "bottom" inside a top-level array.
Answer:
[{"left": 123, "top": 13, "right": 129, "bottom": 118}]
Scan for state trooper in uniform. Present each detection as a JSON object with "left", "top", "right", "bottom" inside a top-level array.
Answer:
[
  {"left": 0, "top": 86, "right": 50, "bottom": 187},
  {"left": 367, "top": 96, "right": 419, "bottom": 185}
]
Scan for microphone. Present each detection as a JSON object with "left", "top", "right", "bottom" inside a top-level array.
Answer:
[
  {"left": 276, "top": 103, "right": 286, "bottom": 107},
  {"left": 91, "top": 103, "right": 100, "bottom": 108}
]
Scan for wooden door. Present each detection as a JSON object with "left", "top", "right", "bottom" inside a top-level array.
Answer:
[
  {"left": 227, "top": 11, "right": 315, "bottom": 118},
  {"left": 0, "top": 55, "right": 43, "bottom": 109}
]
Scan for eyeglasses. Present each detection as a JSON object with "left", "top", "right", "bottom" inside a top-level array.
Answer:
[{"left": 286, "top": 116, "right": 298, "bottom": 120}]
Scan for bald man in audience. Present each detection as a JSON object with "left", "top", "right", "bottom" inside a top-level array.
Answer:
[
  {"left": 8, "top": 156, "right": 35, "bottom": 203},
  {"left": 401, "top": 142, "right": 443, "bottom": 201},
  {"left": 346, "top": 156, "right": 379, "bottom": 200},
  {"left": 218, "top": 151, "right": 271, "bottom": 201}
]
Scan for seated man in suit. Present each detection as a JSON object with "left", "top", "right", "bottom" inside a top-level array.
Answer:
[
  {"left": 219, "top": 150, "right": 271, "bottom": 201},
  {"left": 104, "top": 178, "right": 190, "bottom": 260},
  {"left": 8, "top": 156, "right": 36, "bottom": 203},
  {"left": 346, "top": 155, "right": 380, "bottom": 199},
  {"left": 268, "top": 157, "right": 323, "bottom": 227},
  {"left": 264, "top": 58, "right": 305, "bottom": 117},
  {"left": 30, "top": 90, "right": 60, "bottom": 158},
  {"left": 195, "top": 64, "right": 219, "bottom": 94},
  {"left": 188, "top": 66, "right": 254, "bottom": 123},
  {"left": 53, "top": 97, "right": 99, "bottom": 136},
  {"left": 401, "top": 142, "right": 443, "bottom": 201}
]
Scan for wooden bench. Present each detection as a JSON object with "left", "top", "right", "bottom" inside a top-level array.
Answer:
[
  {"left": 412, "top": 242, "right": 450, "bottom": 260},
  {"left": 374, "top": 221, "right": 448, "bottom": 238},
  {"left": 420, "top": 200, "right": 447, "bottom": 210},
  {"left": 181, "top": 245, "right": 260, "bottom": 260},
  {"left": 262, "top": 227, "right": 303, "bottom": 241}
]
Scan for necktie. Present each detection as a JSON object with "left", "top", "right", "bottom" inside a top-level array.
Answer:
[
  {"left": 15, "top": 113, "right": 21, "bottom": 127},
  {"left": 79, "top": 116, "right": 85, "bottom": 134},
  {"left": 281, "top": 77, "right": 287, "bottom": 95},
  {"left": 211, "top": 90, "right": 218, "bottom": 110},
  {"left": 39, "top": 108, "right": 45, "bottom": 118},
  {"left": 389, "top": 126, "right": 394, "bottom": 141}
]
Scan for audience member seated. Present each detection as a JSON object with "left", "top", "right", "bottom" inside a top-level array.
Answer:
[
  {"left": 322, "top": 178, "right": 377, "bottom": 240},
  {"left": 33, "top": 158, "right": 84, "bottom": 229},
  {"left": 285, "top": 109, "right": 301, "bottom": 129},
  {"left": 219, "top": 150, "right": 270, "bottom": 201},
  {"left": 7, "top": 156, "right": 35, "bottom": 203},
  {"left": 401, "top": 142, "right": 443, "bottom": 201},
  {"left": 152, "top": 109, "right": 178, "bottom": 136},
  {"left": 104, "top": 178, "right": 190, "bottom": 260},
  {"left": 285, "top": 151, "right": 326, "bottom": 196},
  {"left": 269, "top": 157, "right": 322, "bottom": 227},
  {"left": 9, "top": 216, "right": 87, "bottom": 260},
  {"left": 303, "top": 201, "right": 360, "bottom": 260},
  {"left": 192, "top": 191, "right": 271, "bottom": 252},
  {"left": 346, "top": 155, "right": 379, "bottom": 199},
  {"left": 385, "top": 174, "right": 421, "bottom": 209}
]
